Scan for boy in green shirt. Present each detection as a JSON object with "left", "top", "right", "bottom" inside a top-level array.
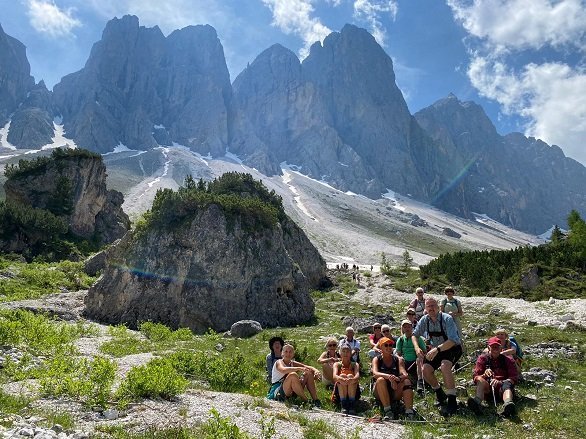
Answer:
[{"left": 396, "top": 319, "right": 427, "bottom": 394}]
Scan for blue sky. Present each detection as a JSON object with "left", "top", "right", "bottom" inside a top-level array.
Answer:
[{"left": 1, "top": 0, "right": 585, "bottom": 165}]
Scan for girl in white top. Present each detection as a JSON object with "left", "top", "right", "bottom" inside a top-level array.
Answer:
[{"left": 271, "top": 344, "right": 321, "bottom": 405}]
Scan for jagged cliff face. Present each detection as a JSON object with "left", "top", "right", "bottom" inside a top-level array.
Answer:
[
  {"left": 414, "top": 94, "right": 586, "bottom": 233},
  {"left": 85, "top": 203, "right": 324, "bottom": 332},
  {"left": 4, "top": 153, "right": 130, "bottom": 243},
  {"left": 230, "top": 25, "right": 436, "bottom": 198},
  {"left": 53, "top": 15, "right": 231, "bottom": 155},
  {"left": 0, "top": 24, "right": 35, "bottom": 125}
]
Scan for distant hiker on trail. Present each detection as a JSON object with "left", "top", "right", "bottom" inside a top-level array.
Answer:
[
  {"left": 412, "top": 298, "right": 462, "bottom": 416},
  {"left": 352, "top": 272, "right": 357, "bottom": 282},
  {"left": 440, "top": 286, "right": 464, "bottom": 351},
  {"left": 266, "top": 336, "right": 284, "bottom": 384},
  {"left": 339, "top": 327, "right": 361, "bottom": 363},
  {"left": 317, "top": 337, "right": 341, "bottom": 387},
  {"left": 409, "top": 288, "right": 426, "bottom": 321},
  {"left": 396, "top": 319, "right": 427, "bottom": 395},
  {"left": 372, "top": 336, "right": 416, "bottom": 420},
  {"left": 268, "top": 344, "right": 321, "bottom": 406},
  {"left": 468, "top": 336, "right": 518, "bottom": 418},
  {"left": 332, "top": 342, "right": 361, "bottom": 415},
  {"left": 368, "top": 322, "right": 385, "bottom": 358},
  {"left": 370, "top": 265, "right": 373, "bottom": 271},
  {"left": 406, "top": 308, "right": 418, "bottom": 329}
]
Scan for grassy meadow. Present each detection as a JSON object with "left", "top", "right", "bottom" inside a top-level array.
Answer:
[{"left": 0, "top": 259, "right": 585, "bottom": 438}]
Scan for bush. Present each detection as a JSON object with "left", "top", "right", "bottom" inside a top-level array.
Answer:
[
  {"left": 198, "top": 408, "right": 250, "bottom": 439},
  {"left": 139, "top": 322, "right": 193, "bottom": 342},
  {"left": 116, "top": 358, "right": 188, "bottom": 403},
  {"left": 40, "top": 356, "right": 116, "bottom": 409}
]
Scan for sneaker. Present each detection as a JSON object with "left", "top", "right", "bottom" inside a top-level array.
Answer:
[
  {"left": 467, "top": 397, "right": 482, "bottom": 415},
  {"left": 348, "top": 408, "right": 357, "bottom": 416},
  {"left": 341, "top": 408, "right": 349, "bottom": 415},
  {"left": 312, "top": 399, "right": 321, "bottom": 408},
  {"left": 405, "top": 410, "right": 417, "bottom": 421},
  {"left": 417, "top": 380, "right": 424, "bottom": 395},
  {"left": 502, "top": 401, "right": 516, "bottom": 418},
  {"left": 382, "top": 409, "right": 395, "bottom": 421}
]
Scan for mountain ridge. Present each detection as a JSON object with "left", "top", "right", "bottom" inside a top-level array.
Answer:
[{"left": 0, "top": 16, "right": 585, "bottom": 235}]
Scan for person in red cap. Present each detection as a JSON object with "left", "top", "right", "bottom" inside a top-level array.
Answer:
[{"left": 468, "top": 336, "right": 519, "bottom": 417}]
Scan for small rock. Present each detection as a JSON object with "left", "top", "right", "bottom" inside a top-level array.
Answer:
[
  {"left": 489, "top": 308, "right": 500, "bottom": 316},
  {"left": 19, "top": 427, "right": 35, "bottom": 437},
  {"left": 71, "top": 431, "right": 89, "bottom": 439},
  {"left": 545, "top": 383, "right": 554, "bottom": 387},
  {"left": 548, "top": 297, "right": 555, "bottom": 305},
  {"left": 51, "top": 425, "right": 63, "bottom": 434},
  {"left": 102, "top": 409, "right": 119, "bottom": 420},
  {"left": 527, "top": 320, "right": 537, "bottom": 326},
  {"left": 523, "top": 424, "right": 532, "bottom": 431},
  {"left": 564, "top": 386, "right": 572, "bottom": 391},
  {"left": 229, "top": 320, "right": 262, "bottom": 338},
  {"left": 215, "top": 343, "right": 225, "bottom": 352},
  {"left": 559, "top": 314, "right": 574, "bottom": 322}
]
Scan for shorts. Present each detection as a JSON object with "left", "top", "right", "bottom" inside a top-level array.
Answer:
[
  {"left": 267, "top": 379, "right": 286, "bottom": 401},
  {"left": 482, "top": 379, "right": 515, "bottom": 400},
  {"left": 331, "top": 381, "right": 361, "bottom": 404},
  {"left": 425, "top": 345, "right": 462, "bottom": 370}
]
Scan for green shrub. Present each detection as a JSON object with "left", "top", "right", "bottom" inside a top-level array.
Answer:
[
  {"left": 139, "top": 322, "right": 193, "bottom": 342},
  {"left": 198, "top": 408, "right": 250, "bottom": 439},
  {"left": 116, "top": 358, "right": 188, "bottom": 402},
  {"left": 39, "top": 355, "right": 116, "bottom": 408}
]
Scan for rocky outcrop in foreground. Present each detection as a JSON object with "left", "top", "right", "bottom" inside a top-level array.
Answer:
[{"left": 85, "top": 174, "right": 327, "bottom": 332}]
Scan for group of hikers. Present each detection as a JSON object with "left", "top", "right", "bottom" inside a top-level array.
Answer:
[{"left": 266, "top": 286, "right": 523, "bottom": 421}]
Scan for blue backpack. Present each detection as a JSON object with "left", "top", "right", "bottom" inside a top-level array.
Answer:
[{"left": 509, "top": 336, "right": 523, "bottom": 360}]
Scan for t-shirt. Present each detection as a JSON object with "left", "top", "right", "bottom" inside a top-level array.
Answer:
[
  {"left": 441, "top": 298, "right": 461, "bottom": 319},
  {"left": 410, "top": 298, "right": 426, "bottom": 319},
  {"left": 413, "top": 312, "right": 461, "bottom": 347},
  {"left": 396, "top": 334, "right": 426, "bottom": 362},
  {"left": 369, "top": 332, "right": 385, "bottom": 346},
  {"left": 266, "top": 353, "right": 281, "bottom": 383}
]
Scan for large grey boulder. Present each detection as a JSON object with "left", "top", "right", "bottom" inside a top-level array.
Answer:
[{"left": 85, "top": 177, "right": 327, "bottom": 333}]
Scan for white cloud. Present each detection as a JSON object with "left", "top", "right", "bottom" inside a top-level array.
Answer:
[
  {"left": 26, "top": 0, "right": 81, "bottom": 38},
  {"left": 469, "top": 56, "right": 586, "bottom": 163},
  {"left": 447, "top": 0, "right": 586, "bottom": 52},
  {"left": 353, "top": 0, "right": 398, "bottom": 46},
  {"left": 261, "top": 0, "right": 332, "bottom": 58},
  {"left": 447, "top": 0, "right": 586, "bottom": 165}
]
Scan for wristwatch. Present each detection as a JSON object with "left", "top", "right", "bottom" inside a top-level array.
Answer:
[{"left": 437, "top": 345, "right": 441, "bottom": 352}]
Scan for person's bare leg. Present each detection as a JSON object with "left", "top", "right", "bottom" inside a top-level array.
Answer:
[
  {"left": 423, "top": 364, "right": 438, "bottom": 387},
  {"left": 374, "top": 377, "right": 390, "bottom": 407},
  {"left": 284, "top": 374, "right": 307, "bottom": 401},
  {"left": 440, "top": 361, "right": 455, "bottom": 390},
  {"left": 402, "top": 379, "right": 413, "bottom": 410},
  {"left": 303, "top": 372, "right": 318, "bottom": 400}
]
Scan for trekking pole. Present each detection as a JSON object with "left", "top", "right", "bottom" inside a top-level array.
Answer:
[
  {"left": 491, "top": 383, "right": 497, "bottom": 407},
  {"left": 453, "top": 361, "right": 472, "bottom": 374}
]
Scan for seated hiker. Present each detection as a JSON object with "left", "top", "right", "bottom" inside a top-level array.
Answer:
[
  {"left": 317, "top": 337, "right": 341, "bottom": 387},
  {"left": 413, "top": 298, "right": 463, "bottom": 416},
  {"left": 494, "top": 328, "right": 523, "bottom": 372},
  {"left": 396, "top": 319, "right": 427, "bottom": 395},
  {"left": 406, "top": 308, "right": 418, "bottom": 330},
  {"left": 409, "top": 287, "right": 426, "bottom": 322},
  {"left": 339, "top": 327, "right": 361, "bottom": 363},
  {"left": 332, "top": 342, "right": 361, "bottom": 415},
  {"left": 381, "top": 324, "right": 394, "bottom": 341},
  {"left": 368, "top": 322, "right": 385, "bottom": 358},
  {"left": 268, "top": 344, "right": 322, "bottom": 406},
  {"left": 468, "top": 336, "right": 519, "bottom": 418},
  {"left": 372, "top": 336, "right": 416, "bottom": 420},
  {"left": 266, "top": 336, "right": 284, "bottom": 384}
]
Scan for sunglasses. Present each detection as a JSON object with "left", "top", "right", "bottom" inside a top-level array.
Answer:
[
  {"left": 374, "top": 327, "right": 381, "bottom": 330},
  {"left": 382, "top": 329, "right": 390, "bottom": 333},
  {"left": 327, "top": 344, "right": 337, "bottom": 347},
  {"left": 407, "top": 313, "right": 416, "bottom": 316},
  {"left": 383, "top": 343, "right": 393, "bottom": 348}
]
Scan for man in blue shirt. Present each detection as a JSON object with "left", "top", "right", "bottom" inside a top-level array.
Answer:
[{"left": 412, "top": 298, "right": 463, "bottom": 415}]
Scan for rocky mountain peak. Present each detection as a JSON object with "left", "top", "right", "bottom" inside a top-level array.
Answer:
[{"left": 0, "top": 23, "right": 35, "bottom": 124}]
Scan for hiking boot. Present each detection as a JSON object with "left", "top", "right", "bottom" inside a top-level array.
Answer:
[
  {"left": 440, "top": 395, "right": 458, "bottom": 416},
  {"left": 502, "top": 401, "right": 516, "bottom": 418},
  {"left": 312, "top": 399, "right": 321, "bottom": 408},
  {"left": 416, "top": 379, "right": 425, "bottom": 395},
  {"left": 435, "top": 387, "right": 447, "bottom": 405},
  {"left": 348, "top": 408, "right": 357, "bottom": 416},
  {"left": 341, "top": 408, "right": 349, "bottom": 415},
  {"left": 405, "top": 410, "right": 417, "bottom": 421},
  {"left": 382, "top": 408, "right": 395, "bottom": 421},
  {"left": 467, "top": 397, "right": 482, "bottom": 415}
]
